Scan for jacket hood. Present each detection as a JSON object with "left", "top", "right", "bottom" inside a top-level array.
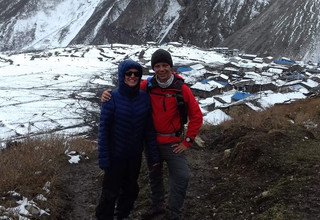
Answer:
[{"left": 118, "top": 59, "right": 143, "bottom": 98}]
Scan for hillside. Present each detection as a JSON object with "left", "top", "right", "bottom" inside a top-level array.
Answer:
[
  {"left": 1, "top": 97, "right": 320, "bottom": 219},
  {"left": 222, "top": 0, "right": 320, "bottom": 62},
  {"left": 0, "top": 0, "right": 270, "bottom": 52},
  {"left": 2, "top": 0, "right": 320, "bottom": 61},
  {"left": 23, "top": 96, "right": 320, "bottom": 219}
]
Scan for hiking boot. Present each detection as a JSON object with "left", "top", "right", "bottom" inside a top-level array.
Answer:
[{"left": 141, "top": 205, "right": 166, "bottom": 219}]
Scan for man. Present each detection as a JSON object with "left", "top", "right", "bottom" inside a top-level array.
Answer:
[{"left": 101, "top": 49, "right": 203, "bottom": 219}]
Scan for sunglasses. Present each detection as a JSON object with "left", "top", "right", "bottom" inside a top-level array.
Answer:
[{"left": 125, "top": 71, "right": 141, "bottom": 77}]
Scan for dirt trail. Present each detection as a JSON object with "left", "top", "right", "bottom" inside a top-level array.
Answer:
[
  {"left": 55, "top": 147, "right": 219, "bottom": 220},
  {"left": 57, "top": 153, "right": 102, "bottom": 220},
  {"left": 55, "top": 133, "right": 320, "bottom": 219}
]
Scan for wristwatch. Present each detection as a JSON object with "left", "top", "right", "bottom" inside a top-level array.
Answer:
[{"left": 185, "top": 137, "right": 193, "bottom": 143}]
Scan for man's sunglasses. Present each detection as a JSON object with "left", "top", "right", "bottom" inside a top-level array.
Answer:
[{"left": 125, "top": 71, "right": 141, "bottom": 77}]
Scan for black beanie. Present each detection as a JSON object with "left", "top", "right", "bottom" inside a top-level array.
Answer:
[{"left": 151, "top": 49, "right": 173, "bottom": 69}]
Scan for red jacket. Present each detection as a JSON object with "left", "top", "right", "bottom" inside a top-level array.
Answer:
[{"left": 140, "top": 73, "right": 203, "bottom": 147}]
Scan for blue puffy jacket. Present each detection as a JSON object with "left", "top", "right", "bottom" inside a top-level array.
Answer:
[{"left": 98, "top": 59, "right": 159, "bottom": 170}]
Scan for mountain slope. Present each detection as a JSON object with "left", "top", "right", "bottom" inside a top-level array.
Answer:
[
  {"left": 0, "top": 0, "right": 270, "bottom": 52},
  {"left": 222, "top": 0, "right": 320, "bottom": 61},
  {"left": 1, "top": 0, "right": 320, "bottom": 62},
  {"left": 0, "top": 0, "right": 101, "bottom": 51},
  {"left": 168, "top": 0, "right": 271, "bottom": 47}
]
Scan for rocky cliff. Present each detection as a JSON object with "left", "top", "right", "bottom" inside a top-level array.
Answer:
[
  {"left": 0, "top": 0, "right": 270, "bottom": 51},
  {"left": 1, "top": 0, "right": 320, "bottom": 62},
  {"left": 221, "top": 0, "right": 320, "bottom": 62}
]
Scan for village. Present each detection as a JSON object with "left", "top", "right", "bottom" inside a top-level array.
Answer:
[
  {"left": 1, "top": 43, "right": 320, "bottom": 142},
  {"left": 174, "top": 46, "right": 320, "bottom": 116}
]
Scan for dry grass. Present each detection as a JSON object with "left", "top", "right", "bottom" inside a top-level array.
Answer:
[
  {"left": 195, "top": 96, "right": 320, "bottom": 219},
  {"left": 1, "top": 136, "right": 63, "bottom": 196},
  {"left": 0, "top": 135, "right": 96, "bottom": 202},
  {"left": 221, "top": 97, "right": 320, "bottom": 135}
]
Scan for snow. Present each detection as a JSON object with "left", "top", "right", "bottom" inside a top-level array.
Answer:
[
  {"left": 258, "top": 92, "right": 306, "bottom": 109},
  {"left": 13, "top": 0, "right": 101, "bottom": 50},
  {"left": 2, "top": 44, "right": 223, "bottom": 145},
  {"left": 0, "top": 43, "right": 314, "bottom": 145},
  {"left": 268, "top": 68, "right": 283, "bottom": 74},
  {"left": 203, "top": 109, "right": 232, "bottom": 125},
  {"left": 5, "top": 191, "right": 49, "bottom": 218},
  {"left": 0, "top": 49, "right": 110, "bottom": 142},
  {"left": 67, "top": 151, "right": 82, "bottom": 164},
  {"left": 301, "top": 79, "right": 319, "bottom": 88},
  {"left": 158, "top": 0, "right": 182, "bottom": 43}
]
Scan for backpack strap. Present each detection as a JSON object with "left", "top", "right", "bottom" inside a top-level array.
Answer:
[
  {"left": 146, "top": 76, "right": 155, "bottom": 94},
  {"left": 171, "top": 80, "right": 188, "bottom": 136}
]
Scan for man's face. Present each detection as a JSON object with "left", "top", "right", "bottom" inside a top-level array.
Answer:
[{"left": 153, "top": 62, "right": 172, "bottom": 83}]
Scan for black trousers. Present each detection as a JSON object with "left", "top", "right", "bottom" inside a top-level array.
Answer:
[{"left": 96, "top": 156, "right": 142, "bottom": 220}]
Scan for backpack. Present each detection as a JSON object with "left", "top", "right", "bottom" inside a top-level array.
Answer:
[{"left": 146, "top": 77, "right": 188, "bottom": 135}]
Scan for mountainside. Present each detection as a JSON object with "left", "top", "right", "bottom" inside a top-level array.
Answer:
[
  {"left": 1, "top": 0, "right": 320, "bottom": 62},
  {"left": 222, "top": 0, "right": 320, "bottom": 62},
  {"left": 0, "top": 0, "right": 270, "bottom": 51}
]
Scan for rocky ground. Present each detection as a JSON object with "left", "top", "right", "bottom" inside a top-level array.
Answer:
[
  {"left": 46, "top": 96, "right": 320, "bottom": 220},
  {"left": 52, "top": 119, "right": 320, "bottom": 220}
]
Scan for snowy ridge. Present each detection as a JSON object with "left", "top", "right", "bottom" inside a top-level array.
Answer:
[
  {"left": 157, "top": 0, "right": 182, "bottom": 44},
  {"left": 0, "top": 0, "right": 101, "bottom": 51}
]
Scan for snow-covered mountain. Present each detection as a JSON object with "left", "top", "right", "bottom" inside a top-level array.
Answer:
[
  {"left": 222, "top": 0, "right": 320, "bottom": 63},
  {"left": 0, "top": 0, "right": 269, "bottom": 51},
  {"left": 1, "top": 0, "right": 320, "bottom": 62}
]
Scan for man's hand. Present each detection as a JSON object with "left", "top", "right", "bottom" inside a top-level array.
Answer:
[
  {"left": 172, "top": 142, "right": 188, "bottom": 154},
  {"left": 101, "top": 90, "right": 112, "bottom": 102}
]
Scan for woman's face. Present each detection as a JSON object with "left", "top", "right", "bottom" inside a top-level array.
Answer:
[{"left": 124, "top": 68, "right": 140, "bottom": 87}]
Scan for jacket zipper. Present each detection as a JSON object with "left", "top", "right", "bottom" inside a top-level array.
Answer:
[{"left": 162, "top": 96, "right": 166, "bottom": 111}]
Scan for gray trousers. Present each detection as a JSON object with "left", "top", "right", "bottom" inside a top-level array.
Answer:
[{"left": 148, "top": 144, "right": 190, "bottom": 218}]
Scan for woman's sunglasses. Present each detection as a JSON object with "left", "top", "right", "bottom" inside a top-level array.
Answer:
[{"left": 125, "top": 71, "right": 141, "bottom": 77}]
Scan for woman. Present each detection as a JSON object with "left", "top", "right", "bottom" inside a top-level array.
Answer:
[{"left": 96, "top": 59, "right": 159, "bottom": 220}]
